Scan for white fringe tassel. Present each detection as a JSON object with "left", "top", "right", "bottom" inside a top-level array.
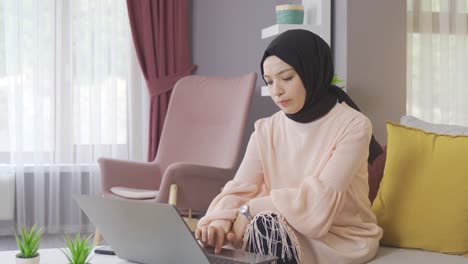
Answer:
[{"left": 242, "top": 211, "right": 302, "bottom": 264}]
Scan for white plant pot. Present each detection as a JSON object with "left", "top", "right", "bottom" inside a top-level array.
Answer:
[{"left": 15, "top": 253, "right": 40, "bottom": 264}]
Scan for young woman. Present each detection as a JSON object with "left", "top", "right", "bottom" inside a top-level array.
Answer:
[{"left": 195, "top": 29, "right": 383, "bottom": 264}]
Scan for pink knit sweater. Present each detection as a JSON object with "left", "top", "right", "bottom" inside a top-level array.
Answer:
[{"left": 198, "top": 102, "right": 383, "bottom": 263}]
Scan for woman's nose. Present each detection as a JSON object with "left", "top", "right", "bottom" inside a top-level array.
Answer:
[{"left": 271, "top": 83, "right": 284, "bottom": 96}]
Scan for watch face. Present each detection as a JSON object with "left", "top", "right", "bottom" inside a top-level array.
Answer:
[{"left": 239, "top": 204, "right": 248, "bottom": 214}]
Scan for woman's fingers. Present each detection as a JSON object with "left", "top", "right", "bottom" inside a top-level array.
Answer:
[
  {"left": 226, "top": 232, "right": 235, "bottom": 241},
  {"left": 195, "top": 227, "right": 209, "bottom": 247},
  {"left": 207, "top": 226, "right": 216, "bottom": 246},
  {"left": 195, "top": 228, "right": 201, "bottom": 240},
  {"left": 214, "top": 228, "right": 225, "bottom": 254},
  {"left": 202, "top": 226, "right": 208, "bottom": 242},
  {"left": 226, "top": 232, "right": 242, "bottom": 249},
  {"left": 196, "top": 225, "right": 228, "bottom": 253}
]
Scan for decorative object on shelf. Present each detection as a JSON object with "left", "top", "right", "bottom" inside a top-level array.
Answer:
[
  {"left": 276, "top": 4, "right": 304, "bottom": 24},
  {"left": 61, "top": 233, "right": 94, "bottom": 264},
  {"left": 262, "top": 0, "right": 331, "bottom": 45},
  {"left": 14, "top": 224, "right": 43, "bottom": 264}
]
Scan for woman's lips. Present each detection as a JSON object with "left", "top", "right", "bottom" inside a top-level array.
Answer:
[{"left": 277, "top": 100, "right": 291, "bottom": 107}]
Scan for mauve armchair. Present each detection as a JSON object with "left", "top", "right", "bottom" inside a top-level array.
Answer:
[{"left": 98, "top": 73, "right": 257, "bottom": 216}]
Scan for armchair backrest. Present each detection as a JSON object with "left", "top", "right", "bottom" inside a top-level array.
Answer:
[{"left": 154, "top": 73, "right": 257, "bottom": 174}]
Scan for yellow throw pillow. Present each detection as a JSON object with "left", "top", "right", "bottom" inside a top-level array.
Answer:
[{"left": 372, "top": 122, "right": 468, "bottom": 254}]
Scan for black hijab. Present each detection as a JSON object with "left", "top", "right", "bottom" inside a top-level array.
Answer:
[{"left": 260, "top": 29, "right": 383, "bottom": 164}]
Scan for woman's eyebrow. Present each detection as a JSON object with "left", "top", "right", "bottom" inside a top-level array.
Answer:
[{"left": 263, "top": 68, "right": 294, "bottom": 78}]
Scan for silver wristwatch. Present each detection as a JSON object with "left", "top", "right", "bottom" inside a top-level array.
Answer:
[{"left": 239, "top": 204, "right": 253, "bottom": 221}]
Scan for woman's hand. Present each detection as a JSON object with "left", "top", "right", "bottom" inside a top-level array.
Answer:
[
  {"left": 226, "top": 212, "right": 250, "bottom": 249},
  {"left": 195, "top": 225, "right": 227, "bottom": 254}
]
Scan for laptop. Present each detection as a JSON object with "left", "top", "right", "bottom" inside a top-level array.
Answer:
[{"left": 75, "top": 195, "right": 278, "bottom": 264}]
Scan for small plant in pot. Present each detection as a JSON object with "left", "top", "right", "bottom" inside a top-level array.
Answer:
[
  {"left": 14, "top": 224, "right": 43, "bottom": 264},
  {"left": 332, "top": 74, "right": 345, "bottom": 88},
  {"left": 60, "top": 233, "right": 94, "bottom": 264}
]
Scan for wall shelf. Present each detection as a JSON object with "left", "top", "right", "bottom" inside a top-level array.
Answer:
[
  {"left": 261, "top": 86, "right": 269, "bottom": 96},
  {"left": 261, "top": 24, "right": 321, "bottom": 40}
]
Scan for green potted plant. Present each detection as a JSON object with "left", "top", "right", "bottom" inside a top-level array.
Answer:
[
  {"left": 332, "top": 74, "right": 345, "bottom": 88},
  {"left": 14, "top": 224, "right": 43, "bottom": 264},
  {"left": 60, "top": 233, "right": 94, "bottom": 264}
]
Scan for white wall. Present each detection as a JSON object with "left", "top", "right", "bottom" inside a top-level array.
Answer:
[
  {"left": 190, "top": 0, "right": 280, "bottom": 167},
  {"left": 191, "top": 0, "right": 407, "bottom": 146},
  {"left": 334, "top": 0, "right": 407, "bottom": 143}
]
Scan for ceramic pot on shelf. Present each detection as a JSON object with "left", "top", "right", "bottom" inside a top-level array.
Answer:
[{"left": 276, "top": 4, "right": 304, "bottom": 24}]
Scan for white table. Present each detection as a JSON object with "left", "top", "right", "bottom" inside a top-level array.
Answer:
[{"left": 0, "top": 248, "right": 134, "bottom": 264}]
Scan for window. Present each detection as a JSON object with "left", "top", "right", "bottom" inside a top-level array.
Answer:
[
  {"left": 0, "top": 0, "right": 139, "bottom": 164},
  {"left": 0, "top": 0, "right": 148, "bottom": 235},
  {"left": 407, "top": 0, "right": 468, "bottom": 124}
]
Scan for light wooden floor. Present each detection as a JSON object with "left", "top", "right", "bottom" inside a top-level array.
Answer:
[{"left": 0, "top": 233, "right": 104, "bottom": 251}]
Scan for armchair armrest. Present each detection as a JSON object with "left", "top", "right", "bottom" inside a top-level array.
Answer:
[
  {"left": 156, "top": 162, "right": 234, "bottom": 214},
  {"left": 98, "top": 158, "right": 162, "bottom": 195}
]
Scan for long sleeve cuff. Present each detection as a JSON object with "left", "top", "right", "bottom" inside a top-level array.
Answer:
[{"left": 248, "top": 195, "right": 276, "bottom": 216}]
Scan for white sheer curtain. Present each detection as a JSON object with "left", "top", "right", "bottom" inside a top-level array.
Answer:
[
  {"left": 0, "top": 0, "right": 148, "bottom": 234},
  {"left": 407, "top": 0, "right": 468, "bottom": 124}
]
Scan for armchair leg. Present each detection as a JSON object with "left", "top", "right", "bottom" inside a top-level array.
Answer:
[
  {"left": 93, "top": 228, "right": 102, "bottom": 247},
  {"left": 183, "top": 208, "right": 200, "bottom": 232},
  {"left": 169, "top": 184, "right": 178, "bottom": 205},
  {"left": 169, "top": 183, "right": 199, "bottom": 232}
]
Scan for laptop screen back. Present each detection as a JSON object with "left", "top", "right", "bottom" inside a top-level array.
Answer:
[{"left": 75, "top": 195, "right": 211, "bottom": 264}]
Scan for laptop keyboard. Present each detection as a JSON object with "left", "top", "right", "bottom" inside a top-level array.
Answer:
[{"left": 208, "top": 255, "right": 246, "bottom": 264}]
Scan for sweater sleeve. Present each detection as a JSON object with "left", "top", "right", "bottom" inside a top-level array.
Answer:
[
  {"left": 197, "top": 131, "right": 269, "bottom": 233},
  {"left": 249, "top": 116, "right": 372, "bottom": 239}
]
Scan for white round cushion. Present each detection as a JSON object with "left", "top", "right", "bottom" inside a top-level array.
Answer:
[{"left": 110, "top": 187, "right": 159, "bottom": 200}]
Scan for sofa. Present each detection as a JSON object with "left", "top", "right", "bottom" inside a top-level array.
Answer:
[
  {"left": 370, "top": 246, "right": 468, "bottom": 263},
  {"left": 365, "top": 116, "right": 468, "bottom": 263}
]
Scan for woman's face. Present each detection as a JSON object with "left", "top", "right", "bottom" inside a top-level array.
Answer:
[{"left": 263, "top": 56, "right": 306, "bottom": 114}]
